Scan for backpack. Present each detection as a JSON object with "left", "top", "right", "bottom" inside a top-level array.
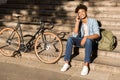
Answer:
[{"left": 98, "top": 29, "right": 117, "bottom": 51}]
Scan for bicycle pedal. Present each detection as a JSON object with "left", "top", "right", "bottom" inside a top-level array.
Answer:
[
  {"left": 11, "top": 51, "right": 22, "bottom": 57},
  {"left": 16, "top": 53, "right": 22, "bottom": 58}
]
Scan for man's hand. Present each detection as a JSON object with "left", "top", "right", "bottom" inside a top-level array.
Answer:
[
  {"left": 75, "top": 15, "right": 81, "bottom": 22},
  {"left": 81, "top": 36, "right": 87, "bottom": 46}
]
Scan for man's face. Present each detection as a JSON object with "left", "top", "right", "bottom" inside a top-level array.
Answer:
[{"left": 77, "top": 9, "right": 87, "bottom": 19}]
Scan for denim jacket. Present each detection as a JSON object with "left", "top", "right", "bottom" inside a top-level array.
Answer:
[{"left": 79, "top": 18, "right": 100, "bottom": 38}]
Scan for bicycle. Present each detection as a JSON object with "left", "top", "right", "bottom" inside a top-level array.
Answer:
[{"left": 0, "top": 14, "right": 63, "bottom": 64}]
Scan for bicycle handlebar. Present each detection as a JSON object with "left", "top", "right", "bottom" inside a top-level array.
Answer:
[
  {"left": 40, "top": 20, "right": 54, "bottom": 30},
  {"left": 57, "top": 32, "right": 70, "bottom": 39},
  {"left": 45, "top": 22, "right": 54, "bottom": 30}
]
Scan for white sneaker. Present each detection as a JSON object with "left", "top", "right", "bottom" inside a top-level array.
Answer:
[
  {"left": 60, "top": 63, "right": 70, "bottom": 72},
  {"left": 81, "top": 66, "right": 89, "bottom": 75}
]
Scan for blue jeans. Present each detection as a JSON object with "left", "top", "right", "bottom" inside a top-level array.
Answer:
[{"left": 64, "top": 37, "right": 93, "bottom": 63}]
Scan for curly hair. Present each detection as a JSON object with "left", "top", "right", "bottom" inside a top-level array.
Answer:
[{"left": 75, "top": 4, "right": 87, "bottom": 13}]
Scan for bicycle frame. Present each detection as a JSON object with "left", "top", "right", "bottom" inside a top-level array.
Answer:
[{"left": 9, "top": 16, "right": 47, "bottom": 53}]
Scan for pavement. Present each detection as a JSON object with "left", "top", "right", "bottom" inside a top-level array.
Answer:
[
  {"left": 0, "top": 53, "right": 120, "bottom": 80},
  {"left": 0, "top": 62, "right": 88, "bottom": 80}
]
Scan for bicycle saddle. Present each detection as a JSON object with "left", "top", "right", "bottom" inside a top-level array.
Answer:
[{"left": 12, "top": 13, "right": 23, "bottom": 17}]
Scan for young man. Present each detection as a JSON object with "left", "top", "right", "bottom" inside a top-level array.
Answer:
[{"left": 60, "top": 4, "right": 100, "bottom": 75}]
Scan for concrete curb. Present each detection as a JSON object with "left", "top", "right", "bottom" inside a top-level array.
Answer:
[
  {"left": 0, "top": 52, "right": 120, "bottom": 80},
  {"left": 1, "top": 52, "right": 119, "bottom": 74}
]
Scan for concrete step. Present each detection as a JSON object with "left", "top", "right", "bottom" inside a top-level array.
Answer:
[
  {"left": 66, "top": 49, "right": 120, "bottom": 73},
  {"left": 97, "top": 21, "right": 120, "bottom": 28},
  {"left": 60, "top": 5, "right": 120, "bottom": 12},
  {"left": 0, "top": 8, "right": 39, "bottom": 16},
  {"left": 112, "top": 30, "right": 120, "bottom": 40},
  {"left": 0, "top": 52, "right": 120, "bottom": 76},
  {"left": 89, "top": 13, "right": 120, "bottom": 19},
  {"left": 15, "top": 43, "right": 120, "bottom": 74},
  {"left": 2, "top": 21, "right": 120, "bottom": 41},
  {"left": 61, "top": 42, "right": 120, "bottom": 71},
  {"left": 2, "top": 21, "right": 120, "bottom": 33},
  {"left": 0, "top": 2, "right": 79, "bottom": 10},
  {"left": 0, "top": 0, "right": 119, "bottom": 74},
  {"left": 1, "top": 2, "right": 120, "bottom": 12},
  {"left": 99, "top": 25, "right": 120, "bottom": 31},
  {"left": 0, "top": 22, "right": 120, "bottom": 52},
  {"left": 89, "top": 0, "right": 120, "bottom": 7},
  {"left": 72, "top": 48, "right": 120, "bottom": 67},
  {"left": 1, "top": 7, "right": 120, "bottom": 17},
  {"left": 4, "top": 0, "right": 120, "bottom": 7},
  {"left": 0, "top": 39, "right": 119, "bottom": 74},
  {"left": 0, "top": 24, "right": 120, "bottom": 74},
  {"left": 1, "top": 21, "right": 120, "bottom": 40},
  {"left": 1, "top": 14, "right": 120, "bottom": 28},
  {"left": 59, "top": 56, "right": 120, "bottom": 74},
  {"left": 0, "top": 4, "right": 29, "bottom": 9},
  {"left": 6, "top": 0, "right": 82, "bottom": 5}
]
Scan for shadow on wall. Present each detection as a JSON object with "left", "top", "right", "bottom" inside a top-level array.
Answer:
[
  {"left": 0, "top": 0, "right": 81, "bottom": 24},
  {"left": 0, "top": 0, "right": 67, "bottom": 26},
  {"left": 0, "top": 0, "right": 101, "bottom": 28}
]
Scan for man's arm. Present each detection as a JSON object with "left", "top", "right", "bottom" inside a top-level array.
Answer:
[
  {"left": 80, "top": 34, "right": 99, "bottom": 46},
  {"left": 74, "top": 16, "right": 81, "bottom": 33},
  {"left": 85, "top": 34, "right": 100, "bottom": 40}
]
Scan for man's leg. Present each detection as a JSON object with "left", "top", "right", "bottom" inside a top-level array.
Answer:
[
  {"left": 81, "top": 38, "right": 92, "bottom": 75},
  {"left": 84, "top": 38, "right": 92, "bottom": 63},
  {"left": 61, "top": 37, "right": 81, "bottom": 71}
]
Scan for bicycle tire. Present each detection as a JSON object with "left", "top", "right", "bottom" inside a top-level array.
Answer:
[
  {"left": 0, "top": 28, "right": 20, "bottom": 57},
  {"left": 34, "top": 32, "right": 63, "bottom": 64}
]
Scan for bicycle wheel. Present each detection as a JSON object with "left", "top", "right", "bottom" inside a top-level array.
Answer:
[
  {"left": 34, "top": 32, "right": 63, "bottom": 64},
  {"left": 0, "top": 28, "right": 20, "bottom": 57}
]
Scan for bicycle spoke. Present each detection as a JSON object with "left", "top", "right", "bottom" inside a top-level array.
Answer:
[
  {"left": 0, "top": 45, "right": 9, "bottom": 49},
  {"left": 37, "top": 49, "right": 46, "bottom": 55}
]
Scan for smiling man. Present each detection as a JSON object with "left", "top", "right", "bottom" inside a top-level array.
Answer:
[{"left": 60, "top": 4, "right": 100, "bottom": 75}]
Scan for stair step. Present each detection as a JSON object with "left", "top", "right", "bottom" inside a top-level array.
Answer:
[
  {"left": 58, "top": 57, "right": 120, "bottom": 73},
  {"left": 1, "top": 22, "right": 120, "bottom": 50},
  {"left": 73, "top": 50, "right": 120, "bottom": 67},
  {"left": 0, "top": 4, "right": 62, "bottom": 10},
  {"left": 1, "top": 14, "right": 120, "bottom": 28},
  {"left": 2, "top": 21, "right": 120, "bottom": 40},
  {"left": 60, "top": 5, "right": 120, "bottom": 12},
  {"left": 0, "top": 25, "right": 120, "bottom": 74},
  {"left": 1, "top": 7, "right": 120, "bottom": 17},
  {"left": 3, "top": 13, "right": 120, "bottom": 29},
  {"left": 89, "top": 13, "right": 120, "bottom": 18},
  {"left": 4, "top": 0, "right": 120, "bottom": 7},
  {"left": 100, "top": 25, "right": 120, "bottom": 30},
  {"left": 89, "top": 0, "right": 119, "bottom": 7},
  {"left": 0, "top": 0, "right": 120, "bottom": 74},
  {"left": 0, "top": 4, "right": 29, "bottom": 9},
  {"left": 1, "top": 3, "right": 120, "bottom": 12},
  {"left": 6, "top": 0, "right": 82, "bottom": 5},
  {"left": 4, "top": 25, "right": 120, "bottom": 48},
  {"left": 58, "top": 45, "right": 120, "bottom": 73}
]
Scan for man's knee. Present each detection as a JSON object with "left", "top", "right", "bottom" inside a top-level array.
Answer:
[
  {"left": 67, "top": 37, "right": 74, "bottom": 43},
  {"left": 85, "top": 38, "right": 92, "bottom": 45}
]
